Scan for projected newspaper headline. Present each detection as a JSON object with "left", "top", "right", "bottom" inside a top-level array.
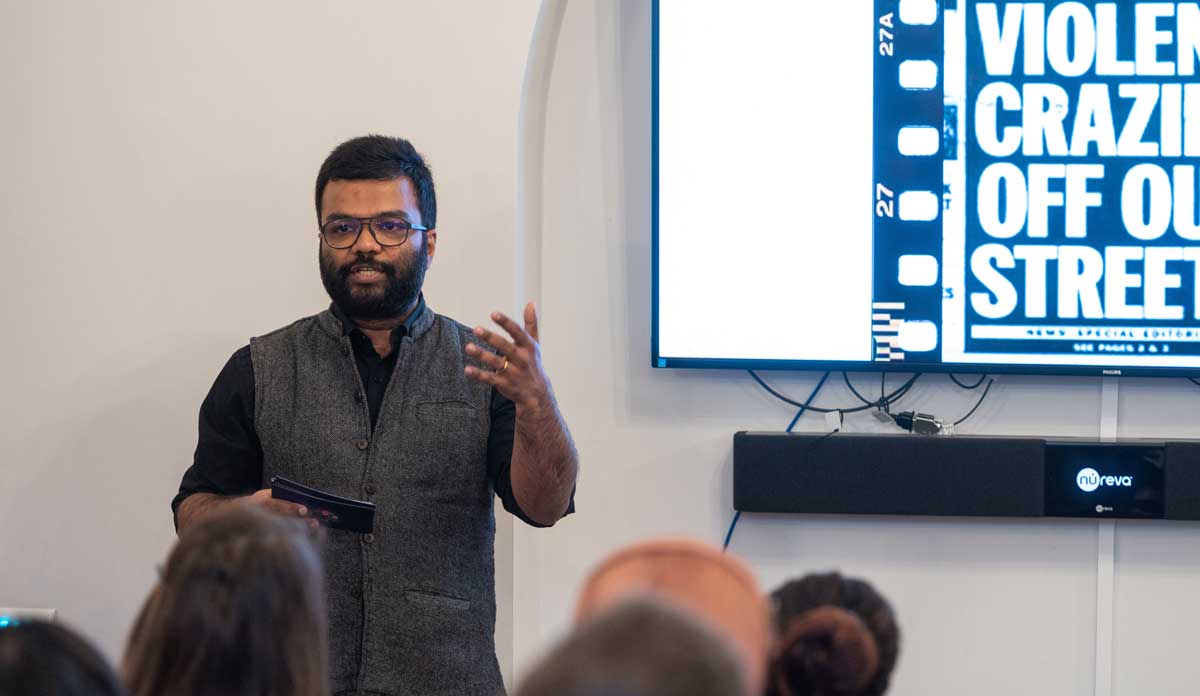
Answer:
[{"left": 874, "top": 0, "right": 1200, "bottom": 367}]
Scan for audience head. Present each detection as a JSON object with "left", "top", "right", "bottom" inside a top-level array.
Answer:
[
  {"left": 515, "top": 597, "right": 746, "bottom": 696},
  {"left": 121, "top": 506, "right": 328, "bottom": 696},
  {"left": 574, "top": 537, "right": 769, "bottom": 695},
  {"left": 767, "top": 572, "right": 899, "bottom": 696},
  {"left": 0, "top": 619, "right": 125, "bottom": 696}
]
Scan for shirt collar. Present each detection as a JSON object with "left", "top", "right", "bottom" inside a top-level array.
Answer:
[{"left": 329, "top": 294, "right": 428, "bottom": 342}]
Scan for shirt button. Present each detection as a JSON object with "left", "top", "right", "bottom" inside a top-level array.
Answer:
[
  {"left": 373, "top": 376, "right": 383, "bottom": 384},
  {"left": 350, "top": 586, "right": 362, "bottom": 599},
  {"left": 363, "top": 533, "right": 375, "bottom": 544},
  {"left": 364, "top": 483, "right": 377, "bottom": 495},
  {"left": 355, "top": 439, "right": 369, "bottom": 451}
]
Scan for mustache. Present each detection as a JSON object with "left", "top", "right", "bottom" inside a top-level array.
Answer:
[{"left": 337, "top": 255, "right": 397, "bottom": 278}]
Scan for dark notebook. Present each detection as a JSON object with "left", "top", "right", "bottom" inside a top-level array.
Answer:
[{"left": 270, "top": 476, "right": 376, "bottom": 534}]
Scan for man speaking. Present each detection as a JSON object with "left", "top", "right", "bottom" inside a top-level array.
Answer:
[{"left": 172, "top": 135, "right": 578, "bottom": 695}]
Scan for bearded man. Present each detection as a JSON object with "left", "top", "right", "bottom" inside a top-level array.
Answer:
[{"left": 171, "top": 135, "right": 578, "bottom": 696}]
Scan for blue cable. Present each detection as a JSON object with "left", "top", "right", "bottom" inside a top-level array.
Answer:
[
  {"left": 785, "top": 371, "right": 830, "bottom": 432},
  {"left": 722, "top": 510, "right": 742, "bottom": 551},
  {"left": 724, "top": 371, "right": 831, "bottom": 552}
]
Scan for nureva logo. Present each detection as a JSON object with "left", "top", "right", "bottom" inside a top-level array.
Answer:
[{"left": 1076, "top": 468, "right": 1132, "bottom": 493}]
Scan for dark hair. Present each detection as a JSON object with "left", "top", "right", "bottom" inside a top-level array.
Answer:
[
  {"left": 515, "top": 598, "right": 747, "bottom": 696},
  {"left": 0, "top": 619, "right": 126, "bottom": 696},
  {"left": 314, "top": 135, "right": 437, "bottom": 228},
  {"left": 767, "top": 573, "right": 900, "bottom": 696},
  {"left": 121, "top": 507, "right": 329, "bottom": 696}
]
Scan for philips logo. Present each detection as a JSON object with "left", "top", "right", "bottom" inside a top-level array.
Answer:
[{"left": 1076, "top": 468, "right": 1133, "bottom": 493}]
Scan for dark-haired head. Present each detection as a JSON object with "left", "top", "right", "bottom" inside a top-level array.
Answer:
[
  {"left": 314, "top": 135, "right": 438, "bottom": 321},
  {"left": 121, "top": 506, "right": 328, "bottom": 696},
  {"left": 767, "top": 572, "right": 899, "bottom": 696},
  {"left": 0, "top": 619, "right": 126, "bottom": 696},
  {"left": 314, "top": 134, "right": 436, "bottom": 228}
]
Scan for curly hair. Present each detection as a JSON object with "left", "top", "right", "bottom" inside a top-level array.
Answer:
[{"left": 767, "top": 572, "right": 899, "bottom": 696}]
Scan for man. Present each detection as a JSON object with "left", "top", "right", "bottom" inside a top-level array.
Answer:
[{"left": 172, "top": 135, "right": 579, "bottom": 696}]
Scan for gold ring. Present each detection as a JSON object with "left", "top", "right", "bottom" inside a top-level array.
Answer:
[{"left": 498, "top": 357, "right": 509, "bottom": 374}]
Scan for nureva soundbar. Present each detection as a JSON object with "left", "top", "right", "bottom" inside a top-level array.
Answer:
[{"left": 733, "top": 432, "right": 1200, "bottom": 520}]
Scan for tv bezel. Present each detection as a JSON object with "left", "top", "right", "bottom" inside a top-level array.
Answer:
[{"left": 649, "top": 0, "right": 1200, "bottom": 379}]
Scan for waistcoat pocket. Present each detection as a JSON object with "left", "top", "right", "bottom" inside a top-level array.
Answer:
[
  {"left": 415, "top": 399, "right": 475, "bottom": 426},
  {"left": 404, "top": 589, "right": 471, "bottom": 611}
]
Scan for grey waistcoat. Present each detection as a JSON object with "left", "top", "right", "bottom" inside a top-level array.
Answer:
[{"left": 250, "top": 305, "right": 503, "bottom": 696}]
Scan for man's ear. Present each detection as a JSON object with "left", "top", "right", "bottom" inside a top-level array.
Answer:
[{"left": 424, "top": 230, "right": 437, "bottom": 266}]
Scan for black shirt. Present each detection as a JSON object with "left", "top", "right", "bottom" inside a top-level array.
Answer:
[{"left": 173, "top": 298, "right": 565, "bottom": 527}]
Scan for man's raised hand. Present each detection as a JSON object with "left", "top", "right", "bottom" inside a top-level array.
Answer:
[{"left": 464, "top": 302, "right": 555, "bottom": 413}]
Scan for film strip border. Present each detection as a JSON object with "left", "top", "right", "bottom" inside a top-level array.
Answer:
[{"left": 872, "top": 0, "right": 947, "bottom": 362}]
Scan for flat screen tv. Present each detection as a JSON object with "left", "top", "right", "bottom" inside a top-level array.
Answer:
[{"left": 653, "top": 0, "right": 1200, "bottom": 377}]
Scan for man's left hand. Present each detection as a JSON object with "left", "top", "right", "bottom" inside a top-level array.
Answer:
[{"left": 464, "top": 302, "right": 554, "bottom": 413}]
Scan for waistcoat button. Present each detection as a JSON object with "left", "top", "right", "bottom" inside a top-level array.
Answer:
[
  {"left": 353, "top": 391, "right": 363, "bottom": 403},
  {"left": 364, "top": 483, "right": 377, "bottom": 495},
  {"left": 363, "top": 533, "right": 375, "bottom": 544},
  {"left": 355, "top": 439, "right": 369, "bottom": 451}
]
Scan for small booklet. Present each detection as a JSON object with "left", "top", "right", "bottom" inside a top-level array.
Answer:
[{"left": 270, "top": 476, "right": 376, "bottom": 534}]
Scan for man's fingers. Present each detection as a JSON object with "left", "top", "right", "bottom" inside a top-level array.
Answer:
[
  {"left": 490, "top": 312, "right": 532, "bottom": 348},
  {"left": 464, "top": 365, "right": 501, "bottom": 386},
  {"left": 524, "top": 302, "right": 539, "bottom": 343},
  {"left": 465, "top": 343, "right": 506, "bottom": 371},
  {"left": 246, "top": 489, "right": 300, "bottom": 514},
  {"left": 473, "top": 326, "right": 517, "bottom": 357},
  {"left": 267, "top": 499, "right": 309, "bottom": 518},
  {"left": 247, "top": 489, "right": 318, "bottom": 529},
  {"left": 249, "top": 492, "right": 307, "bottom": 518}
]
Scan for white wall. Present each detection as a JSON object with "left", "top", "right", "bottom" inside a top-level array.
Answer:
[
  {"left": 0, "top": 0, "right": 540, "bottom": 680},
  {"left": 5, "top": 2, "right": 1200, "bottom": 695},
  {"left": 517, "top": 2, "right": 1200, "bottom": 695}
]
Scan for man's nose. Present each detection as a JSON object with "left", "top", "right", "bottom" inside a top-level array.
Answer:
[{"left": 350, "top": 222, "right": 382, "bottom": 253}]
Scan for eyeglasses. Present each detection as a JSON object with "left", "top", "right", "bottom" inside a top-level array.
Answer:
[{"left": 320, "top": 216, "right": 428, "bottom": 249}]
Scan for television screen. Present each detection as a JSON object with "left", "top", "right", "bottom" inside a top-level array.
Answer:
[{"left": 653, "top": 0, "right": 1200, "bottom": 376}]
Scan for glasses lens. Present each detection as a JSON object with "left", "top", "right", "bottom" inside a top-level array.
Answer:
[
  {"left": 322, "top": 219, "right": 361, "bottom": 248},
  {"left": 370, "top": 217, "right": 411, "bottom": 246}
]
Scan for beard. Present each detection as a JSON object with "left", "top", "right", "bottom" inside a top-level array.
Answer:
[{"left": 319, "top": 238, "right": 428, "bottom": 320}]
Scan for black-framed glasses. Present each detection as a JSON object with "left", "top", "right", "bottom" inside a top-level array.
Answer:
[{"left": 320, "top": 216, "right": 428, "bottom": 249}]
